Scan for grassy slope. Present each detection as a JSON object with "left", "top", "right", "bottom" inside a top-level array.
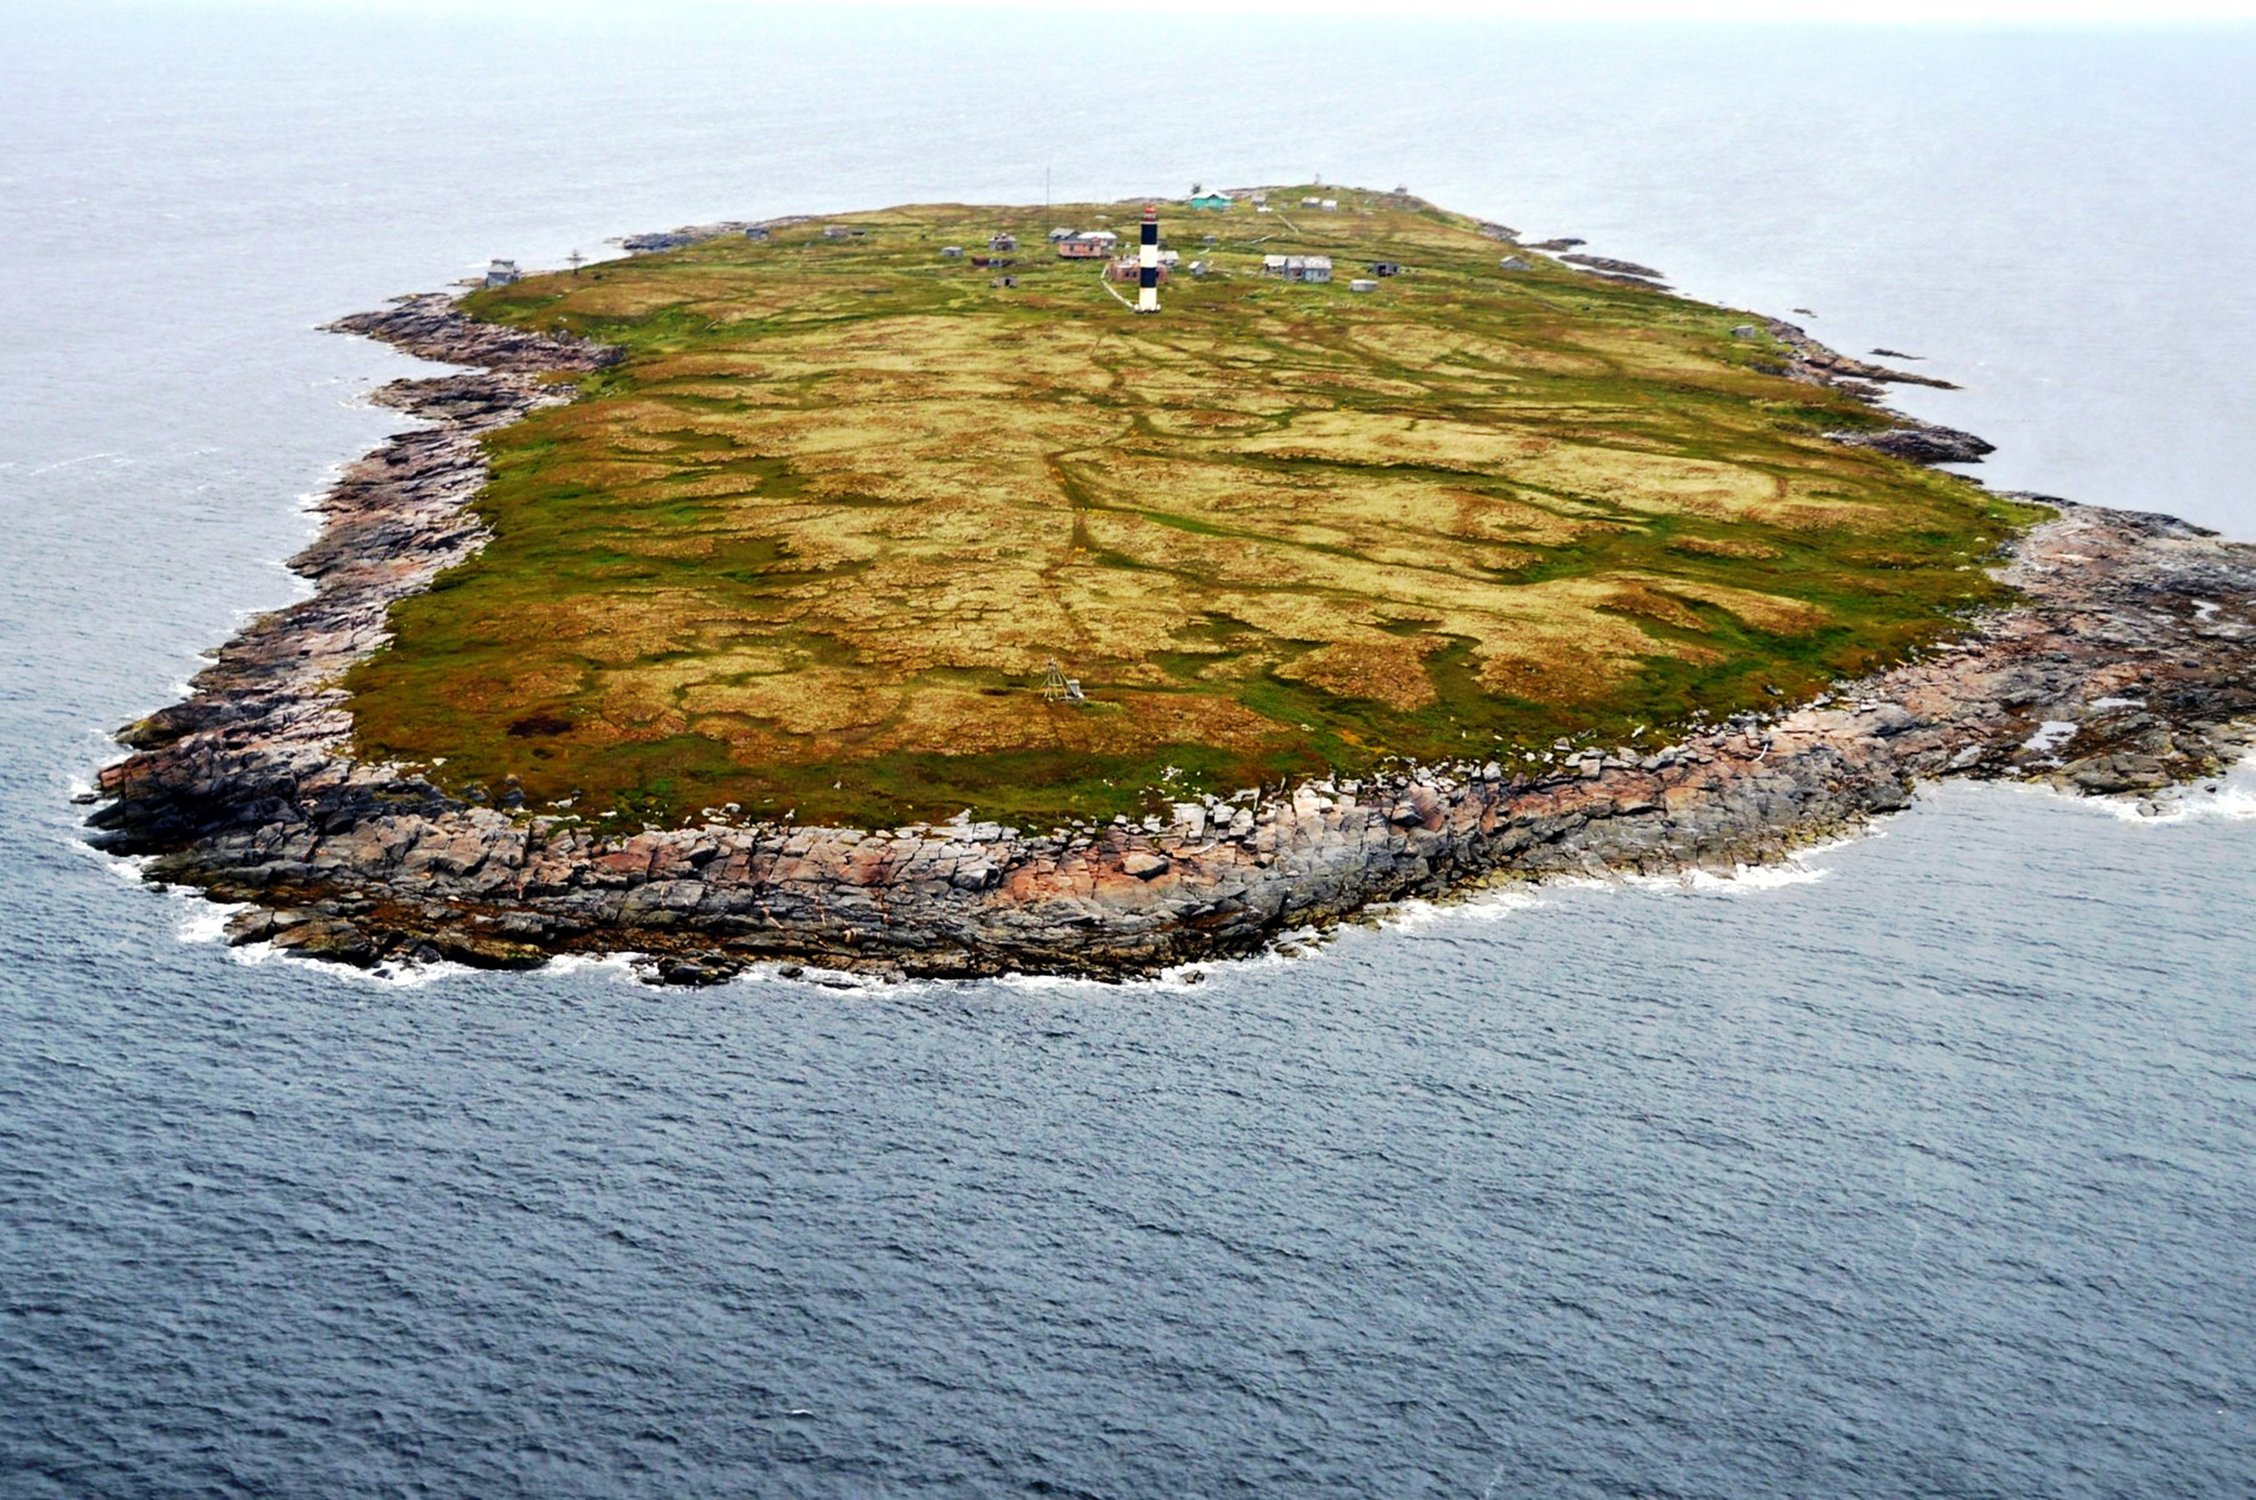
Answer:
[{"left": 343, "top": 190, "right": 2040, "bottom": 829}]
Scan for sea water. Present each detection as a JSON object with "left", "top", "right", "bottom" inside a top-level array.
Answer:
[{"left": 3, "top": 8, "right": 2252, "bottom": 1494}]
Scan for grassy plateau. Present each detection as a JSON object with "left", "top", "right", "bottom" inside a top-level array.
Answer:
[{"left": 343, "top": 190, "right": 2039, "bottom": 828}]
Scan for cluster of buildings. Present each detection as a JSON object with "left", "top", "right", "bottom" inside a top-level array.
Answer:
[
  {"left": 951, "top": 190, "right": 1394, "bottom": 308},
  {"left": 1052, "top": 227, "right": 1118, "bottom": 260},
  {"left": 1047, "top": 218, "right": 1178, "bottom": 306},
  {"left": 1260, "top": 254, "right": 1333, "bottom": 284},
  {"left": 620, "top": 189, "right": 1432, "bottom": 319},
  {"left": 1185, "top": 190, "right": 1339, "bottom": 216}
]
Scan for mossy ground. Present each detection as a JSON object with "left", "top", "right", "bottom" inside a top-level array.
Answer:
[{"left": 343, "top": 189, "right": 2040, "bottom": 828}]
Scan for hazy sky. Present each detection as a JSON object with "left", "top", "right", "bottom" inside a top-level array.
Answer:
[{"left": 42, "top": 0, "right": 2256, "bottom": 21}]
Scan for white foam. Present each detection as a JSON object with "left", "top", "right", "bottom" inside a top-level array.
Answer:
[
  {"left": 989, "top": 970, "right": 1137, "bottom": 996},
  {"left": 2002, "top": 746, "right": 2256, "bottom": 825},
  {"left": 2094, "top": 757, "right": 2256, "bottom": 824},
  {"left": 175, "top": 900, "right": 246, "bottom": 945},
  {"left": 68, "top": 831, "right": 153, "bottom": 885},
  {"left": 1379, "top": 885, "right": 1546, "bottom": 931},
  {"left": 991, "top": 938, "right": 1322, "bottom": 994},
  {"left": 1637, "top": 859, "right": 1835, "bottom": 893},
  {"left": 223, "top": 938, "right": 476, "bottom": 989},
  {"left": 545, "top": 950, "right": 645, "bottom": 981},
  {"left": 362, "top": 955, "right": 476, "bottom": 988}
]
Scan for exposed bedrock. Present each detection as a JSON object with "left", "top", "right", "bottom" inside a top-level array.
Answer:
[
  {"left": 87, "top": 297, "right": 2256, "bottom": 982},
  {"left": 1558, "top": 252, "right": 1668, "bottom": 281}
]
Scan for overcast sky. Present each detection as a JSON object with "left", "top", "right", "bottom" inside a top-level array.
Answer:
[{"left": 40, "top": 0, "right": 2256, "bottom": 21}]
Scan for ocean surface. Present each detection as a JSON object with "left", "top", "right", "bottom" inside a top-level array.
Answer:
[{"left": 4, "top": 7, "right": 2254, "bottom": 1494}]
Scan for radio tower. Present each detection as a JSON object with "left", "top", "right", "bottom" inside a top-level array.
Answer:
[{"left": 1137, "top": 202, "right": 1160, "bottom": 314}]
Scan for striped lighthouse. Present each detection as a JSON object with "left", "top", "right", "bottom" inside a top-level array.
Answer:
[{"left": 1136, "top": 203, "right": 1160, "bottom": 314}]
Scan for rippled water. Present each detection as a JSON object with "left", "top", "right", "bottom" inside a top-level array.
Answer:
[{"left": 4, "top": 9, "right": 2254, "bottom": 1495}]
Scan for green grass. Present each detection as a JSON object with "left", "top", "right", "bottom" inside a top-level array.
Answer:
[{"left": 342, "top": 188, "right": 2041, "bottom": 829}]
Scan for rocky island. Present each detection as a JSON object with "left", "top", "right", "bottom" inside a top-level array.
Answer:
[{"left": 89, "top": 189, "right": 2256, "bottom": 981}]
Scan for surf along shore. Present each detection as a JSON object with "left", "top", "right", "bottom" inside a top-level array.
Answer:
[{"left": 87, "top": 192, "right": 2256, "bottom": 982}]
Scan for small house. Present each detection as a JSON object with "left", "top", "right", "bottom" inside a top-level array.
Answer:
[
  {"left": 744, "top": 226, "right": 771, "bottom": 242},
  {"left": 1249, "top": 191, "right": 1268, "bottom": 205},
  {"left": 1056, "top": 230, "right": 1117, "bottom": 260},
  {"left": 1320, "top": 199, "right": 1338, "bottom": 212},
  {"left": 1301, "top": 196, "right": 1321, "bottom": 208},
  {"left": 971, "top": 254, "right": 1015, "bottom": 269},
  {"left": 1187, "top": 192, "right": 1233, "bottom": 211},
  {"left": 1349, "top": 278, "right": 1378, "bottom": 293},
  {"left": 1048, "top": 227, "right": 1076, "bottom": 241},
  {"left": 1107, "top": 256, "right": 1170, "bottom": 283},
  {"left": 1367, "top": 261, "right": 1401, "bottom": 277},
  {"left": 989, "top": 232, "right": 1018, "bottom": 252},
  {"left": 1188, "top": 259, "right": 1212, "bottom": 277},
  {"left": 484, "top": 258, "right": 520, "bottom": 287},
  {"left": 992, "top": 275, "right": 1018, "bottom": 289},
  {"left": 822, "top": 225, "right": 854, "bottom": 238},
  {"left": 941, "top": 245, "right": 964, "bottom": 258},
  {"left": 1499, "top": 255, "right": 1531, "bottom": 272}
]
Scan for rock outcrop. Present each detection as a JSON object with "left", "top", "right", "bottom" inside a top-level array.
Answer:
[
  {"left": 86, "top": 290, "right": 2256, "bottom": 983},
  {"left": 1559, "top": 252, "right": 1667, "bottom": 281},
  {"left": 1767, "top": 318, "right": 1960, "bottom": 391},
  {"left": 1828, "top": 421, "right": 1997, "bottom": 465}
]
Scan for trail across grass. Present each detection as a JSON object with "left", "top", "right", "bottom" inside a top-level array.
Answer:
[{"left": 344, "top": 190, "right": 2038, "bottom": 828}]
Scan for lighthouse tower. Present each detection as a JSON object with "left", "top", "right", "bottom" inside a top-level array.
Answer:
[{"left": 1137, "top": 203, "right": 1160, "bottom": 314}]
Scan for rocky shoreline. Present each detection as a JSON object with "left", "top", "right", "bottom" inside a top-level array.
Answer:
[{"left": 86, "top": 286, "right": 2256, "bottom": 984}]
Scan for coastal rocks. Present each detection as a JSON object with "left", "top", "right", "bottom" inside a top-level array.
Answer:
[
  {"left": 616, "top": 216, "right": 810, "bottom": 255},
  {"left": 1559, "top": 252, "right": 1666, "bottom": 281},
  {"left": 1828, "top": 420, "right": 1997, "bottom": 466},
  {"left": 1766, "top": 319, "right": 1958, "bottom": 390},
  {"left": 85, "top": 282, "right": 2256, "bottom": 985},
  {"left": 330, "top": 294, "right": 618, "bottom": 375},
  {"left": 1760, "top": 316, "right": 1991, "bottom": 465}
]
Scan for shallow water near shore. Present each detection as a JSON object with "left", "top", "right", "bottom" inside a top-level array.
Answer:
[{"left": 5, "top": 8, "right": 2255, "bottom": 1495}]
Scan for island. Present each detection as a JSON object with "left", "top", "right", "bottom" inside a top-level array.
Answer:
[{"left": 88, "top": 189, "right": 2256, "bottom": 982}]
